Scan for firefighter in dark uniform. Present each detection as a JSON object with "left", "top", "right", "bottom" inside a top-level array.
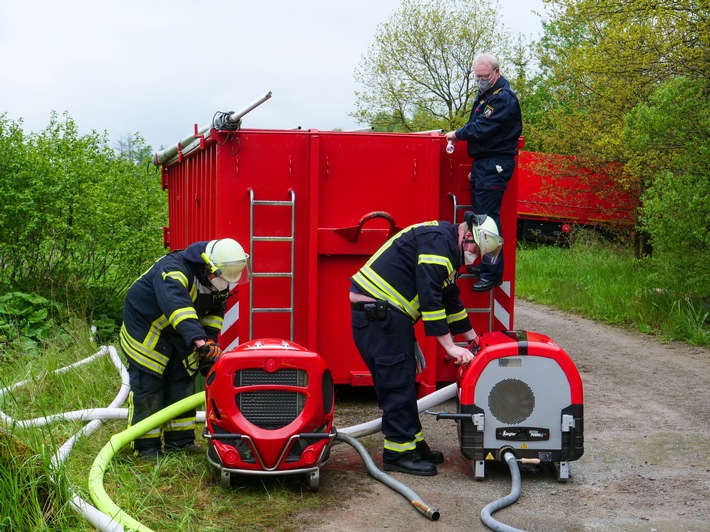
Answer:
[
  {"left": 120, "top": 238, "right": 250, "bottom": 459},
  {"left": 349, "top": 213, "right": 503, "bottom": 476},
  {"left": 446, "top": 52, "right": 522, "bottom": 292}
]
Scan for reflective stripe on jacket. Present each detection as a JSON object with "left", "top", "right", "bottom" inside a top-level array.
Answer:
[
  {"left": 121, "top": 242, "right": 229, "bottom": 376},
  {"left": 350, "top": 221, "right": 473, "bottom": 337}
]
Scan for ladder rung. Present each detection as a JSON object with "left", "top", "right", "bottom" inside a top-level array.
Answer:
[
  {"left": 252, "top": 236, "right": 294, "bottom": 242},
  {"left": 253, "top": 200, "right": 294, "bottom": 206},
  {"left": 253, "top": 272, "right": 294, "bottom": 278},
  {"left": 252, "top": 308, "right": 294, "bottom": 313},
  {"left": 467, "top": 308, "right": 493, "bottom": 314}
]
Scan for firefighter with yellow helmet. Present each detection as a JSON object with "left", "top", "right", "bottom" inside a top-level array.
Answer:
[{"left": 120, "top": 238, "right": 250, "bottom": 459}]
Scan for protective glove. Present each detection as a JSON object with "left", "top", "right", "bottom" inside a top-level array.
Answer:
[
  {"left": 197, "top": 339, "right": 222, "bottom": 362},
  {"left": 468, "top": 335, "right": 481, "bottom": 356}
]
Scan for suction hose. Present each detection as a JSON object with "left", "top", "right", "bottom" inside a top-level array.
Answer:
[
  {"left": 88, "top": 391, "right": 206, "bottom": 532},
  {"left": 480, "top": 451, "right": 526, "bottom": 532},
  {"left": 340, "top": 382, "right": 456, "bottom": 438},
  {"left": 335, "top": 432, "right": 440, "bottom": 521}
]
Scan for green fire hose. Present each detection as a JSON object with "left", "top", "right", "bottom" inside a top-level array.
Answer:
[{"left": 88, "top": 391, "right": 206, "bottom": 532}]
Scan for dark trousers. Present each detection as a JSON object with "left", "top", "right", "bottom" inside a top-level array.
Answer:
[
  {"left": 470, "top": 156, "right": 515, "bottom": 284},
  {"left": 127, "top": 355, "right": 197, "bottom": 452},
  {"left": 351, "top": 306, "right": 421, "bottom": 462}
]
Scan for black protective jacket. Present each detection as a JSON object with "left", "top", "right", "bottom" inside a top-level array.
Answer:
[
  {"left": 350, "top": 221, "right": 473, "bottom": 338},
  {"left": 455, "top": 76, "right": 522, "bottom": 159},
  {"left": 120, "top": 241, "right": 229, "bottom": 377}
]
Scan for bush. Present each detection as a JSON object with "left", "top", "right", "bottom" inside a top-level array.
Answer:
[
  {"left": 0, "top": 112, "right": 167, "bottom": 321},
  {"left": 625, "top": 77, "right": 710, "bottom": 299}
]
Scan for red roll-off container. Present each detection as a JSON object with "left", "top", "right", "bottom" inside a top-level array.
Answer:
[{"left": 158, "top": 127, "right": 522, "bottom": 396}]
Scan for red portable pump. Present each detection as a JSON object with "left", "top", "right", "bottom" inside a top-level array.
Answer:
[
  {"left": 203, "top": 338, "right": 336, "bottom": 490},
  {"left": 443, "top": 330, "right": 584, "bottom": 482}
]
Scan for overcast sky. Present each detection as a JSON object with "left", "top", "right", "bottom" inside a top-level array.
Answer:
[{"left": 0, "top": 0, "right": 544, "bottom": 152}]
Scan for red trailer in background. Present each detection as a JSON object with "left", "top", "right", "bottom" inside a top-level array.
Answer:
[
  {"left": 156, "top": 126, "right": 521, "bottom": 397},
  {"left": 516, "top": 151, "right": 638, "bottom": 242}
]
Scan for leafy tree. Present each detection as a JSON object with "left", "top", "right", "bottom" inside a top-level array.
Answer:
[
  {"left": 353, "top": 0, "right": 515, "bottom": 132},
  {"left": 625, "top": 77, "right": 710, "bottom": 298},
  {"left": 532, "top": 0, "right": 709, "bottom": 160},
  {"left": 522, "top": 0, "right": 709, "bottom": 256},
  {"left": 0, "top": 112, "right": 167, "bottom": 322}
]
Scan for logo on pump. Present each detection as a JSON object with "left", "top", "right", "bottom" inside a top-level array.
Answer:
[{"left": 496, "top": 427, "right": 550, "bottom": 441}]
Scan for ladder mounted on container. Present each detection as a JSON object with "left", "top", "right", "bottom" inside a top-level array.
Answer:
[
  {"left": 248, "top": 188, "right": 296, "bottom": 341},
  {"left": 448, "top": 192, "right": 495, "bottom": 334}
]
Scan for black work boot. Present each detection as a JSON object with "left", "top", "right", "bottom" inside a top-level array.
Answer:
[
  {"left": 416, "top": 441, "right": 444, "bottom": 464},
  {"left": 383, "top": 451, "right": 437, "bottom": 476},
  {"left": 134, "top": 448, "right": 163, "bottom": 461},
  {"left": 465, "top": 264, "right": 481, "bottom": 277}
]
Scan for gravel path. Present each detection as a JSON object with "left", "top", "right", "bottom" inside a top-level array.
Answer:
[{"left": 294, "top": 299, "right": 710, "bottom": 532}]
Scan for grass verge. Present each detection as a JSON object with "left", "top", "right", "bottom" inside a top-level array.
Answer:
[{"left": 515, "top": 234, "right": 709, "bottom": 346}]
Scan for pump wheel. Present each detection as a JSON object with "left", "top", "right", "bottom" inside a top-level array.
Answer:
[
  {"left": 219, "top": 469, "right": 231, "bottom": 488},
  {"left": 306, "top": 470, "right": 320, "bottom": 491}
]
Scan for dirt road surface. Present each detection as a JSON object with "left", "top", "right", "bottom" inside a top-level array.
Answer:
[{"left": 294, "top": 300, "right": 710, "bottom": 532}]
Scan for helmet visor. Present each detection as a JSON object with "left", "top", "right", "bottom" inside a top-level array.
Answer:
[
  {"left": 215, "top": 254, "right": 251, "bottom": 284},
  {"left": 478, "top": 229, "right": 503, "bottom": 264}
]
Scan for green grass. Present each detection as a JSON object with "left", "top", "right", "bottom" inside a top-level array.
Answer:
[
  {"left": 515, "top": 232, "right": 710, "bottom": 346},
  {"left": 0, "top": 323, "right": 357, "bottom": 531}
]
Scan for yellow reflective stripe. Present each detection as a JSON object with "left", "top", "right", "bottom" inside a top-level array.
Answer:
[
  {"left": 353, "top": 268, "right": 419, "bottom": 319},
  {"left": 165, "top": 416, "right": 196, "bottom": 432},
  {"left": 189, "top": 282, "right": 198, "bottom": 302},
  {"left": 131, "top": 429, "right": 162, "bottom": 439},
  {"left": 163, "top": 270, "right": 189, "bottom": 288},
  {"left": 417, "top": 253, "right": 453, "bottom": 275},
  {"left": 383, "top": 439, "right": 417, "bottom": 452},
  {"left": 120, "top": 325, "right": 169, "bottom": 374},
  {"left": 183, "top": 351, "right": 200, "bottom": 375},
  {"left": 127, "top": 393, "right": 163, "bottom": 436},
  {"left": 447, "top": 309, "right": 468, "bottom": 324},
  {"left": 145, "top": 315, "right": 169, "bottom": 348},
  {"left": 200, "top": 315, "right": 223, "bottom": 330},
  {"left": 169, "top": 306, "right": 198, "bottom": 329},
  {"left": 415, "top": 431, "right": 424, "bottom": 443},
  {"left": 422, "top": 308, "right": 446, "bottom": 322}
]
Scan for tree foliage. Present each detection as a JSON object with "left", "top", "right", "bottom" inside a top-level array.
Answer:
[
  {"left": 531, "top": 0, "right": 709, "bottom": 159},
  {"left": 625, "top": 77, "right": 710, "bottom": 297},
  {"left": 0, "top": 112, "right": 167, "bottom": 321},
  {"left": 353, "top": 0, "right": 515, "bottom": 132}
]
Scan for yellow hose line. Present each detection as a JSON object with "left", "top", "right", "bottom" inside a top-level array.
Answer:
[{"left": 88, "top": 391, "right": 206, "bottom": 532}]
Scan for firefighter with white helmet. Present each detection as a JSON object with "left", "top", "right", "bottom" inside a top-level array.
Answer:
[
  {"left": 120, "top": 238, "right": 250, "bottom": 460},
  {"left": 463, "top": 211, "right": 503, "bottom": 265},
  {"left": 348, "top": 212, "right": 499, "bottom": 476}
]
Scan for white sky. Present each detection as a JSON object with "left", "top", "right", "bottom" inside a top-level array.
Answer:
[{"left": 0, "top": 0, "right": 544, "bottom": 151}]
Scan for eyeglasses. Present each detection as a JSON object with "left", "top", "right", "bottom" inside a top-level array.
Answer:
[
  {"left": 462, "top": 238, "right": 477, "bottom": 253},
  {"left": 473, "top": 69, "right": 498, "bottom": 82}
]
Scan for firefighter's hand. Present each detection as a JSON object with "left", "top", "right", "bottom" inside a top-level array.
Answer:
[
  {"left": 446, "top": 345, "right": 474, "bottom": 366},
  {"left": 197, "top": 339, "right": 222, "bottom": 362}
]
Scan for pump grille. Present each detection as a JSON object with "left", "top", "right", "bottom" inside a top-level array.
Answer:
[
  {"left": 233, "top": 368, "right": 308, "bottom": 430},
  {"left": 237, "top": 390, "right": 305, "bottom": 430},
  {"left": 234, "top": 368, "right": 308, "bottom": 387},
  {"left": 488, "top": 378, "right": 535, "bottom": 424}
]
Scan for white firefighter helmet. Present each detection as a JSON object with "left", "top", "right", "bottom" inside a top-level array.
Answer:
[
  {"left": 205, "top": 238, "right": 251, "bottom": 284},
  {"left": 464, "top": 212, "right": 504, "bottom": 264}
]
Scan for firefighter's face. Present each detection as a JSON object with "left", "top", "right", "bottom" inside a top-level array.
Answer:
[{"left": 462, "top": 232, "right": 479, "bottom": 265}]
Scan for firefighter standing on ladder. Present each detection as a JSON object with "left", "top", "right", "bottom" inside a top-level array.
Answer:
[
  {"left": 349, "top": 212, "right": 503, "bottom": 476},
  {"left": 446, "top": 52, "right": 522, "bottom": 292},
  {"left": 120, "top": 238, "right": 250, "bottom": 460}
]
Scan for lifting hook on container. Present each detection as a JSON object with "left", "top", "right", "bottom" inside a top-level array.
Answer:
[{"left": 333, "top": 211, "right": 402, "bottom": 242}]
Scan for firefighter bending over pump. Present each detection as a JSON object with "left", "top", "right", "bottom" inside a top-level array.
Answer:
[
  {"left": 120, "top": 238, "right": 250, "bottom": 460},
  {"left": 349, "top": 212, "right": 502, "bottom": 476}
]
